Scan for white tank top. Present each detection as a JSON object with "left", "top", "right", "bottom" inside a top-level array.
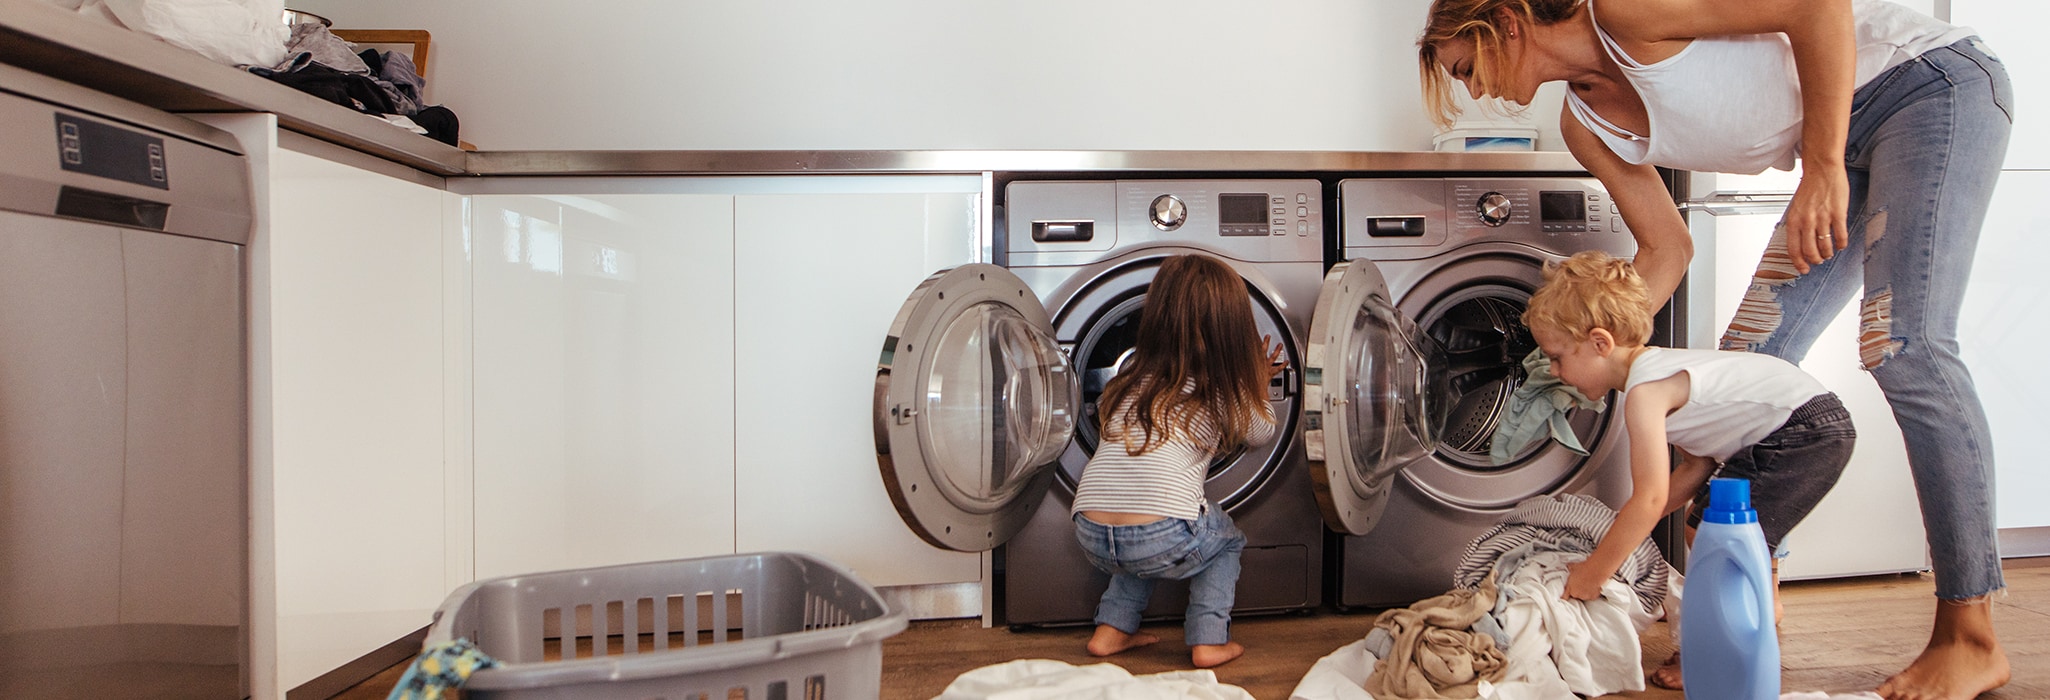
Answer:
[
  {"left": 1568, "top": 0, "right": 1975, "bottom": 175},
  {"left": 1623, "top": 347, "right": 1826, "bottom": 461}
]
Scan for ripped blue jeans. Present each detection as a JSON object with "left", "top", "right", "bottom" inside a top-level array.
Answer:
[{"left": 1720, "top": 38, "right": 2012, "bottom": 600}]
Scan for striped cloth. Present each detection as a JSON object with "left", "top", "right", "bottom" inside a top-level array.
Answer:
[
  {"left": 1453, "top": 494, "right": 1673, "bottom": 615},
  {"left": 1072, "top": 383, "right": 1275, "bottom": 521}
]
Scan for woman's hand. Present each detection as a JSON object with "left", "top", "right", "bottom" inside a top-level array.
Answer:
[
  {"left": 1783, "top": 160, "right": 1851, "bottom": 275},
  {"left": 1262, "top": 335, "right": 1288, "bottom": 382}
]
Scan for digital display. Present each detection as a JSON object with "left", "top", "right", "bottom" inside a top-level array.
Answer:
[
  {"left": 55, "top": 113, "right": 169, "bottom": 190},
  {"left": 1219, "top": 193, "right": 1268, "bottom": 225},
  {"left": 1539, "top": 191, "right": 1585, "bottom": 222}
]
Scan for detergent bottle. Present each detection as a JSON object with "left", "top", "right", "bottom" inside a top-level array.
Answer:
[{"left": 1680, "top": 477, "right": 1779, "bottom": 699}]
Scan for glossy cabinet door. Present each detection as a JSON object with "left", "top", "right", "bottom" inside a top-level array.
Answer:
[
  {"left": 468, "top": 192, "right": 737, "bottom": 580},
  {"left": 266, "top": 148, "right": 455, "bottom": 692},
  {"left": 734, "top": 183, "right": 983, "bottom": 587},
  {"left": 1964, "top": 171, "right": 2050, "bottom": 533}
]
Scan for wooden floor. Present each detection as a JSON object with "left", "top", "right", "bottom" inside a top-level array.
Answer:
[{"left": 338, "top": 558, "right": 2050, "bottom": 700}]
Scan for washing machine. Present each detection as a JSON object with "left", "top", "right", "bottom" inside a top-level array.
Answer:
[
  {"left": 871, "top": 179, "right": 1332, "bottom": 627},
  {"left": 1323, "top": 177, "right": 1646, "bottom": 609}
]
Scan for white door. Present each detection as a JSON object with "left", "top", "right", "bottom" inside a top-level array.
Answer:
[
  {"left": 874, "top": 263, "right": 1079, "bottom": 551},
  {"left": 1303, "top": 259, "right": 1447, "bottom": 536}
]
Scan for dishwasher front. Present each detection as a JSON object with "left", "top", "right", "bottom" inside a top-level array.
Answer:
[{"left": 0, "top": 62, "right": 254, "bottom": 698}]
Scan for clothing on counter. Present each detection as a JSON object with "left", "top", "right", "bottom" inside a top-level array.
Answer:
[
  {"left": 1489, "top": 348, "right": 1604, "bottom": 465},
  {"left": 1362, "top": 575, "right": 1508, "bottom": 700},
  {"left": 1453, "top": 493, "right": 1673, "bottom": 615},
  {"left": 278, "top": 23, "right": 371, "bottom": 74}
]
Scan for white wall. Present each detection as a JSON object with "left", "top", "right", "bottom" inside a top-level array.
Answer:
[{"left": 289, "top": 0, "right": 1497, "bottom": 151}]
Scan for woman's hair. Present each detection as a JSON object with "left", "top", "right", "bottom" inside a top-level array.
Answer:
[
  {"left": 1522, "top": 250, "right": 1652, "bottom": 345},
  {"left": 1416, "top": 0, "right": 1584, "bottom": 128},
  {"left": 1098, "top": 254, "right": 1272, "bottom": 456}
]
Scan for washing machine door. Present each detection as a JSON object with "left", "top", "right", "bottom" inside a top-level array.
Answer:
[
  {"left": 874, "top": 263, "right": 1080, "bottom": 552},
  {"left": 1304, "top": 259, "right": 1448, "bottom": 536}
]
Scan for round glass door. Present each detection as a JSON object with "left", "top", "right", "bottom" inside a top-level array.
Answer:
[
  {"left": 875, "top": 264, "right": 1078, "bottom": 551},
  {"left": 1305, "top": 260, "right": 1447, "bottom": 535}
]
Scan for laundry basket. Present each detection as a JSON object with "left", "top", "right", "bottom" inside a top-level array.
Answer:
[{"left": 423, "top": 551, "right": 907, "bottom": 700}]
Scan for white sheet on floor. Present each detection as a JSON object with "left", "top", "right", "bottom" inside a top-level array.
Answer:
[
  {"left": 935, "top": 659, "right": 1255, "bottom": 700},
  {"left": 1781, "top": 693, "right": 1884, "bottom": 699}
]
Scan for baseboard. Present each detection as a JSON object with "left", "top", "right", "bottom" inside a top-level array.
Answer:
[
  {"left": 286, "top": 625, "right": 426, "bottom": 700},
  {"left": 2001, "top": 526, "right": 2050, "bottom": 559},
  {"left": 878, "top": 582, "right": 983, "bottom": 621}
]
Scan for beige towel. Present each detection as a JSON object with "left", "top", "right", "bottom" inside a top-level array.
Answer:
[{"left": 1362, "top": 576, "right": 1507, "bottom": 700}]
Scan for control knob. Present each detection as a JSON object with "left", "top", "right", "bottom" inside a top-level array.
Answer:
[
  {"left": 1476, "top": 192, "right": 1513, "bottom": 227},
  {"left": 1149, "top": 194, "right": 1187, "bottom": 231}
]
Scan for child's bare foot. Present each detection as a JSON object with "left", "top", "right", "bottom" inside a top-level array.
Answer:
[
  {"left": 1876, "top": 598, "right": 2009, "bottom": 700},
  {"left": 1191, "top": 641, "right": 1244, "bottom": 668},
  {"left": 1085, "top": 624, "right": 1158, "bottom": 657},
  {"left": 1647, "top": 651, "right": 1682, "bottom": 690}
]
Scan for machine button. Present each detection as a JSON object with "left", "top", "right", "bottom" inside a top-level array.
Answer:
[
  {"left": 1148, "top": 194, "right": 1188, "bottom": 231},
  {"left": 1476, "top": 192, "right": 1513, "bottom": 227},
  {"left": 1297, "top": 206, "right": 1309, "bottom": 217},
  {"left": 1611, "top": 218, "right": 1623, "bottom": 232},
  {"left": 1297, "top": 193, "right": 1309, "bottom": 204}
]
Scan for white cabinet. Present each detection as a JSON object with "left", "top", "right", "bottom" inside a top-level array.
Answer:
[
  {"left": 1952, "top": 0, "right": 2047, "bottom": 170},
  {"left": 265, "top": 145, "right": 457, "bottom": 693},
  {"left": 468, "top": 190, "right": 737, "bottom": 579},
  {"left": 732, "top": 179, "right": 984, "bottom": 588},
  {"left": 1963, "top": 170, "right": 2050, "bottom": 532},
  {"left": 196, "top": 110, "right": 469, "bottom": 699}
]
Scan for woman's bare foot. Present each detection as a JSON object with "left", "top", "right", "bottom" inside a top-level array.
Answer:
[
  {"left": 1191, "top": 641, "right": 1245, "bottom": 668},
  {"left": 1877, "top": 598, "right": 2009, "bottom": 700},
  {"left": 1085, "top": 624, "right": 1159, "bottom": 657},
  {"left": 1647, "top": 651, "right": 1683, "bottom": 690}
]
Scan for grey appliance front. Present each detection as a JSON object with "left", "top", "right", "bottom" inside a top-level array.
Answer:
[
  {"left": 876, "top": 179, "right": 1333, "bottom": 627},
  {"left": 0, "top": 64, "right": 251, "bottom": 697},
  {"left": 1330, "top": 177, "right": 1640, "bottom": 608}
]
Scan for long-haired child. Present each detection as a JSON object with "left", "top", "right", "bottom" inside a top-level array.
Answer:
[{"left": 1070, "top": 253, "right": 1287, "bottom": 669}]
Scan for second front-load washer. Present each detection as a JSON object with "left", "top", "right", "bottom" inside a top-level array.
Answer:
[{"left": 1325, "top": 177, "right": 1648, "bottom": 608}]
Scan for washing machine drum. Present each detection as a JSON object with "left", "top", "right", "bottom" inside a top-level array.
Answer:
[
  {"left": 1051, "top": 262, "right": 1299, "bottom": 511},
  {"left": 1400, "top": 264, "right": 1613, "bottom": 510}
]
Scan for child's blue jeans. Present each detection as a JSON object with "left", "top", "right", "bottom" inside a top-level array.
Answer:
[{"left": 1072, "top": 502, "right": 1244, "bottom": 646}]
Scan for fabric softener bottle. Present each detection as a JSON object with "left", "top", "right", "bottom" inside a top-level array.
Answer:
[{"left": 1681, "top": 477, "right": 1778, "bottom": 699}]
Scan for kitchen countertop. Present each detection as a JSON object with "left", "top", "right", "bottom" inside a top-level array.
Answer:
[{"left": 0, "top": 0, "right": 1587, "bottom": 178}]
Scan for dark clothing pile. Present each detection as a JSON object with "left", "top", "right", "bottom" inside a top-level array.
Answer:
[{"left": 246, "top": 24, "right": 460, "bottom": 146}]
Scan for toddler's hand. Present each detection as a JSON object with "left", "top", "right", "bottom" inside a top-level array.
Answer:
[
  {"left": 1561, "top": 560, "right": 1607, "bottom": 601},
  {"left": 1263, "top": 335, "right": 1288, "bottom": 381}
]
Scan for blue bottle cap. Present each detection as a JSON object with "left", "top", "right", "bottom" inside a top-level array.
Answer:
[{"left": 1702, "top": 477, "right": 1758, "bottom": 524}]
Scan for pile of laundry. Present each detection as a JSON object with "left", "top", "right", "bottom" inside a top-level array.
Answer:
[
  {"left": 246, "top": 23, "right": 460, "bottom": 146},
  {"left": 1291, "top": 494, "right": 1676, "bottom": 700}
]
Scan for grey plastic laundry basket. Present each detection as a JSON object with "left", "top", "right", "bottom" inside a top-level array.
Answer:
[{"left": 423, "top": 551, "right": 907, "bottom": 700}]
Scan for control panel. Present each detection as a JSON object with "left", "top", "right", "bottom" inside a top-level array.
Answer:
[
  {"left": 1340, "top": 177, "right": 1631, "bottom": 256},
  {"left": 1006, "top": 179, "right": 1324, "bottom": 265}
]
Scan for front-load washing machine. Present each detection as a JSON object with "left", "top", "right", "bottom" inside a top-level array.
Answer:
[
  {"left": 872, "top": 179, "right": 1335, "bottom": 627},
  {"left": 1322, "top": 177, "right": 1648, "bottom": 609}
]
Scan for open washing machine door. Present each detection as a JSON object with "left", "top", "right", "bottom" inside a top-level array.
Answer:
[
  {"left": 874, "top": 263, "right": 1080, "bottom": 552},
  {"left": 1304, "top": 259, "right": 1449, "bottom": 536}
]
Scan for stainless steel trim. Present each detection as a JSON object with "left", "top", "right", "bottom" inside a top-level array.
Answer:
[
  {"left": 465, "top": 149, "right": 1590, "bottom": 176},
  {"left": 1680, "top": 191, "right": 1795, "bottom": 216}
]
